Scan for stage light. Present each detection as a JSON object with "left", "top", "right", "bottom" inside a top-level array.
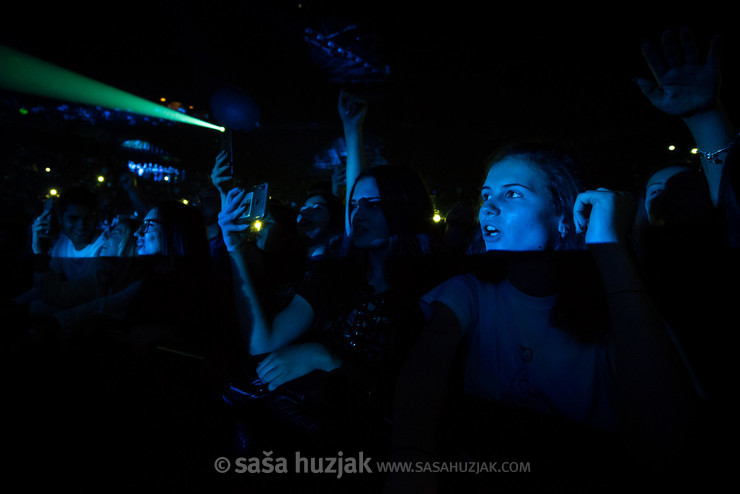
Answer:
[
  {"left": 0, "top": 45, "right": 225, "bottom": 132},
  {"left": 433, "top": 213, "right": 442, "bottom": 223},
  {"left": 97, "top": 175, "right": 105, "bottom": 182}
]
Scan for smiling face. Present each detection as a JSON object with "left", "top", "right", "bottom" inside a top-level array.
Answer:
[
  {"left": 99, "top": 222, "right": 128, "bottom": 257},
  {"left": 61, "top": 204, "right": 97, "bottom": 250},
  {"left": 349, "top": 177, "right": 390, "bottom": 250},
  {"left": 479, "top": 157, "right": 563, "bottom": 252},
  {"left": 134, "top": 208, "right": 163, "bottom": 256}
]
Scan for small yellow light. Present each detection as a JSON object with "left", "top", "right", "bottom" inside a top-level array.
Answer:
[
  {"left": 45, "top": 167, "right": 51, "bottom": 172},
  {"left": 691, "top": 148, "right": 699, "bottom": 155},
  {"left": 181, "top": 199, "right": 189, "bottom": 205},
  {"left": 97, "top": 175, "right": 105, "bottom": 182},
  {"left": 668, "top": 145, "right": 676, "bottom": 151},
  {"left": 252, "top": 220, "right": 262, "bottom": 231},
  {"left": 49, "top": 188, "right": 58, "bottom": 196},
  {"left": 160, "top": 97, "right": 166, "bottom": 103},
  {"left": 433, "top": 213, "right": 442, "bottom": 223}
]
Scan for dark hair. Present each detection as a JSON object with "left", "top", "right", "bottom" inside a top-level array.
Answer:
[
  {"left": 152, "top": 200, "right": 210, "bottom": 260},
  {"left": 631, "top": 161, "right": 720, "bottom": 262},
  {"left": 263, "top": 199, "right": 306, "bottom": 259},
  {"left": 304, "top": 190, "right": 345, "bottom": 239},
  {"left": 116, "top": 217, "right": 141, "bottom": 257},
  {"left": 58, "top": 185, "right": 99, "bottom": 215},
  {"left": 347, "top": 165, "right": 438, "bottom": 257},
  {"left": 331, "top": 165, "right": 442, "bottom": 301},
  {"left": 485, "top": 141, "right": 586, "bottom": 251},
  {"left": 478, "top": 142, "right": 609, "bottom": 342},
  {"left": 632, "top": 161, "right": 700, "bottom": 227}
]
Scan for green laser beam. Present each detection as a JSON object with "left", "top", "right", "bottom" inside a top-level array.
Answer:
[{"left": 0, "top": 44, "right": 224, "bottom": 132}]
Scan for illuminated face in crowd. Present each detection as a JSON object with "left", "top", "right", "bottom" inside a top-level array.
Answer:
[
  {"left": 644, "top": 165, "right": 695, "bottom": 227},
  {"left": 349, "top": 177, "right": 391, "bottom": 250},
  {"left": 62, "top": 204, "right": 97, "bottom": 250},
  {"left": 99, "top": 222, "right": 129, "bottom": 257},
  {"left": 134, "top": 208, "right": 163, "bottom": 256},
  {"left": 296, "top": 195, "right": 331, "bottom": 241},
  {"left": 479, "top": 157, "right": 563, "bottom": 251}
]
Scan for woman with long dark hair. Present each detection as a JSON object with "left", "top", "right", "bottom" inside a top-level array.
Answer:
[
  {"left": 219, "top": 164, "right": 442, "bottom": 456},
  {"left": 123, "top": 200, "right": 218, "bottom": 353}
]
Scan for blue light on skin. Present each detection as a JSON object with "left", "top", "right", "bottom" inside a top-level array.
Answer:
[
  {"left": 479, "top": 157, "right": 564, "bottom": 252},
  {"left": 134, "top": 209, "right": 162, "bottom": 256},
  {"left": 349, "top": 176, "right": 391, "bottom": 293},
  {"left": 644, "top": 165, "right": 692, "bottom": 225},
  {"left": 62, "top": 204, "right": 97, "bottom": 250},
  {"left": 349, "top": 177, "right": 390, "bottom": 251},
  {"left": 98, "top": 223, "right": 128, "bottom": 257},
  {"left": 297, "top": 196, "right": 331, "bottom": 240}
]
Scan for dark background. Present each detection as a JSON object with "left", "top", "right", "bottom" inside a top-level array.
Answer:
[{"left": 2, "top": 0, "right": 739, "bottom": 217}]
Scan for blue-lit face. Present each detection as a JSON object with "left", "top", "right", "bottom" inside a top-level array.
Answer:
[
  {"left": 479, "top": 157, "right": 561, "bottom": 251},
  {"left": 644, "top": 165, "right": 689, "bottom": 224},
  {"left": 61, "top": 204, "right": 96, "bottom": 250},
  {"left": 349, "top": 177, "right": 390, "bottom": 250},
  {"left": 134, "top": 208, "right": 162, "bottom": 256},
  {"left": 297, "top": 195, "right": 331, "bottom": 241},
  {"left": 99, "top": 223, "right": 127, "bottom": 257}
]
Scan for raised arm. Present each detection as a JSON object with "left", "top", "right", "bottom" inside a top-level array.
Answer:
[
  {"left": 119, "top": 173, "right": 150, "bottom": 218},
  {"left": 218, "top": 187, "right": 315, "bottom": 355},
  {"left": 574, "top": 188, "right": 697, "bottom": 459},
  {"left": 338, "top": 90, "right": 368, "bottom": 235},
  {"left": 635, "top": 27, "right": 736, "bottom": 205},
  {"left": 211, "top": 150, "right": 236, "bottom": 210}
]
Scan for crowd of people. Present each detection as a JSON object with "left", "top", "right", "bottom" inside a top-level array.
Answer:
[{"left": 2, "top": 27, "right": 739, "bottom": 492}]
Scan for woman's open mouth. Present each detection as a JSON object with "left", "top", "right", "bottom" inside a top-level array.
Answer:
[{"left": 483, "top": 225, "right": 500, "bottom": 238}]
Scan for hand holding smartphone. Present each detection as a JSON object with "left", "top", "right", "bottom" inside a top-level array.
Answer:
[
  {"left": 238, "top": 182, "right": 269, "bottom": 223},
  {"left": 212, "top": 128, "right": 235, "bottom": 196}
]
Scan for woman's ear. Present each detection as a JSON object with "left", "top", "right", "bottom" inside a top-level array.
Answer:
[{"left": 558, "top": 215, "right": 569, "bottom": 239}]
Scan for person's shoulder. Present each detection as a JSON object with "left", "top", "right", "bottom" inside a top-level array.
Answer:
[
  {"left": 432, "top": 272, "right": 490, "bottom": 293},
  {"left": 420, "top": 272, "right": 489, "bottom": 311},
  {"left": 48, "top": 233, "right": 72, "bottom": 257}
]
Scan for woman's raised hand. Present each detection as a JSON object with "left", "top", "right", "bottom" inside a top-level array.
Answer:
[
  {"left": 634, "top": 27, "right": 722, "bottom": 118},
  {"left": 217, "top": 187, "right": 251, "bottom": 252},
  {"left": 574, "top": 188, "right": 636, "bottom": 245}
]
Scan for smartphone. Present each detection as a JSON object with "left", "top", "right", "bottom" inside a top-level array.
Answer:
[
  {"left": 220, "top": 127, "right": 234, "bottom": 176},
  {"left": 40, "top": 196, "right": 57, "bottom": 235},
  {"left": 43, "top": 197, "right": 55, "bottom": 213},
  {"left": 239, "top": 182, "right": 268, "bottom": 223}
]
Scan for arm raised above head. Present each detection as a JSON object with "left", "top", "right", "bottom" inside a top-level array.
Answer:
[
  {"left": 338, "top": 90, "right": 368, "bottom": 235},
  {"left": 635, "top": 27, "right": 735, "bottom": 205},
  {"left": 219, "top": 187, "right": 316, "bottom": 355}
]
